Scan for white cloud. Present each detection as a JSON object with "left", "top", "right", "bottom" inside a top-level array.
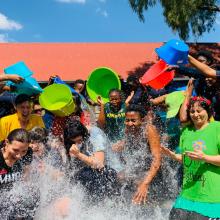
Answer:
[
  {"left": 0, "top": 33, "right": 10, "bottom": 42},
  {"left": 56, "top": 0, "right": 86, "bottom": 3},
  {"left": 0, "top": 13, "right": 22, "bottom": 30},
  {"left": 96, "top": 8, "right": 108, "bottom": 18}
]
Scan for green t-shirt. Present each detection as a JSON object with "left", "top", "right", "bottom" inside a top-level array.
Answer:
[
  {"left": 179, "top": 121, "right": 220, "bottom": 203},
  {"left": 104, "top": 102, "right": 126, "bottom": 142}
]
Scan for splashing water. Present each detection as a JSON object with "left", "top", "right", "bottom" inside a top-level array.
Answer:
[{"left": 0, "top": 125, "right": 179, "bottom": 219}]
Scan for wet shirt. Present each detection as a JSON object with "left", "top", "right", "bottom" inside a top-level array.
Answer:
[
  {"left": 180, "top": 121, "right": 220, "bottom": 203},
  {"left": 104, "top": 102, "right": 126, "bottom": 142},
  {"left": 122, "top": 126, "right": 152, "bottom": 181}
]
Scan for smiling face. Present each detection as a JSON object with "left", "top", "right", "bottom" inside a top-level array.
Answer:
[
  {"left": 109, "top": 91, "right": 121, "bottom": 108},
  {"left": 189, "top": 102, "right": 209, "bottom": 128},
  {"left": 5, "top": 140, "right": 29, "bottom": 163},
  {"left": 125, "top": 111, "right": 143, "bottom": 133},
  {"left": 16, "top": 101, "right": 32, "bottom": 120}
]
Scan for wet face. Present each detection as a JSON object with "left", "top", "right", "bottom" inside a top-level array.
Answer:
[
  {"left": 70, "top": 135, "right": 83, "bottom": 145},
  {"left": 109, "top": 91, "right": 121, "bottom": 107},
  {"left": 30, "top": 141, "right": 45, "bottom": 158},
  {"left": 5, "top": 140, "right": 29, "bottom": 162},
  {"left": 189, "top": 102, "right": 209, "bottom": 127},
  {"left": 16, "top": 101, "right": 32, "bottom": 120},
  {"left": 125, "top": 111, "right": 142, "bottom": 132}
]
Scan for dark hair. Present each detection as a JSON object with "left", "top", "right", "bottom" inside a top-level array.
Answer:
[
  {"left": 126, "top": 104, "right": 146, "bottom": 118},
  {"left": 109, "top": 89, "right": 121, "bottom": 96},
  {"left": 15, "top": 94, "right": 31, "bottom": 106},
  {"left": 196, "top": 50, "right": 213, "bottom": 65},
  {"left": 7, "top": 128, "right": 30, "bottom": 144},
  {"left": 187, "top": 97, "right": 213, "bottom": 120},
  {"left": 29, "top": 127, "right": 48, "bottom": 143},
  {"left": 126, "top": 75, "right": 139, "bottom": 84},
  {"left": 64, "top": 120, "right": 89, "bottom": 153},
  {"left": 74, "top": 79, "right": 85, "bottom": 86}
]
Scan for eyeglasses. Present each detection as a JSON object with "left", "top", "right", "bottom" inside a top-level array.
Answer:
[{"left": 33, "top": 109, "right": 44, "bottom": 114}]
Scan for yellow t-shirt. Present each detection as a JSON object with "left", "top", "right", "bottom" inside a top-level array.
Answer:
[{"left": 0, "top": 113, "right": 45, "bottom": 141}]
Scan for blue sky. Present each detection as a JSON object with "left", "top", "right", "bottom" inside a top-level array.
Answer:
[{"left": 0, "top": 0, "right": 219, "bottom": 42}]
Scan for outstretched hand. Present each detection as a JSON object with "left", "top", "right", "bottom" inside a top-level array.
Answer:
[
  {"left": 97, "top": 96, "right": 104, "bottom": 106},
  {"left": 132, "top": 182, "right": 149, "bottom": 205}
]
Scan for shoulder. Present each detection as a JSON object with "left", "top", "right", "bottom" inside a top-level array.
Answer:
[{"left": 0, "top": 113, "right": 17, "bottom": 123}]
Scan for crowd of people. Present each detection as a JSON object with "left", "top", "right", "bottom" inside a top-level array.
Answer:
[{"left": 0, "top": 51, "right": 220, "bottom": 220}]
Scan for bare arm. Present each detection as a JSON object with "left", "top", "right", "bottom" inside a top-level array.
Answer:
[
  {"left": 179, "top": 79, "right": 193, "bottom": 123},
  {"left": 161, "top": 145, "right": 182, "bottom": 163},
  {"left": 150, "top": 94, "right": 167, "bottom": 106},
  {"left": 132, "top": 124, "right": 161, "bottom": 204},
  {"left": 0, "top": 74, "right": 23, "bottom": 83},
  {"left": 97, "top": 97, "right": 106, "bottom": 128},
  {"left": 188, "top": 55, "right": 217, "bottom": 79}
]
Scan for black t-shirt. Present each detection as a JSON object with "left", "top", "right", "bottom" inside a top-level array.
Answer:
[{"left": 0, "top": 147, "right": 33, "bottom": 192}]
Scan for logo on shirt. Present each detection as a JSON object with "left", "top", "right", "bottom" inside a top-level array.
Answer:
[{"left": 192, "top": 139, "right": 206, "bottom": 151}]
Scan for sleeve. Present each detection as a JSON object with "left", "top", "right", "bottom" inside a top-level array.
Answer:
[
  {"left": 89, "top": 127, "right": 106, "bottom": 152},
  {"left": 178, "top": 127, "right": 187, "bottom": 154},
  {"left": 178, "top": 66, "right": 204, "bottom": 79},
  {"left": 0, "top": 118, "right": 7, "bottom": 141}
]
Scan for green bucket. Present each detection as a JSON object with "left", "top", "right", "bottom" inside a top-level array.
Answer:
[
  {"left": 86, "top": 67, "right": 121, "bottom": 104},
  {"left": 39, "top": 84, "right": 75, "bottom": 117}
]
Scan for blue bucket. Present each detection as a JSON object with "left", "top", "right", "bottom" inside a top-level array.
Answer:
[
  {"left": 155, "top": 39, "right": 189, "bottom": 65},
  {"left": 175, "top": 86, "right": 197, "bottom": 96},
  {"left": 53, "top": 77, "right": 78, "bottom": 95},
  {"left": 4, "top": 61, "right": 33, "bottom": 78},
  {"left": 7, "top": 76, "right": 43, "bottom": 96}
]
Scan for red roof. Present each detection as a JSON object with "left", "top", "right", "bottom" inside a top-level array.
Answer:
[{"left": 0, "top": 43, "right": 161, "bottom": 81}]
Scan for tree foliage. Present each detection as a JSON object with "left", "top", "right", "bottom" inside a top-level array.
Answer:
[{"left": 129, "top": 0, "right": 220, "bottom": 40}]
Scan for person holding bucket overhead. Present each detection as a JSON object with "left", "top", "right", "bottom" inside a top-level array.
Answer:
[{"left": 0, "top": 94, "right": 45, "bottom": 141}]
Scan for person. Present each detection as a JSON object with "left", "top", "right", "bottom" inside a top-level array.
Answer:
[
  {"left": 64, "top": 120, "right": 118, "bottom": 200},
  {"left": 115, "top": 104, "right": 161, "bottom": 205},
  {"left": 162, "top": 97, "right": 220, "bottom": 220},
  {"left": 97, "top": 89, "right": 127, "bottom": 143},
  {"left": 125, "top": 75, "right": 150, "bottom": 110},
  {"left": 0, "top": 94, "right": 45, "bottom": 141},
  {"left": 0, "top": 128, "right": 37, "bottom": 218}
]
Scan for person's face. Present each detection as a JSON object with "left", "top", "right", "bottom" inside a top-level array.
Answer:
[
  {"left": 16, "top": 101, "right": 32, "bottom": 120},
  {"left": 30, "top": 141, "right": 45, "bottom": 158},
  {"left": 109, "top": 92, "right": 121, "bottom": 107},
  {"left": 5, "top": 140, "right": 29, "bottom": 162},
  {"left": 70, "top": 135, "right": 83, "bottom": 145},
  {"left": 197, "top": 55, "right": 209, "bottom": 65},
  {"left": 125, "top": 111, "right": 142, "bottom": 132},
  {"left": 189, "top": 102, "right": 209, "bottom": 127},
  {"left": 33, "top": 104, "right": 45, "bottom": 116},
  {"left": 75, "top": 83, "right": 85, "bottom": 93},
  {"left": 205, "top": 77, "right": 217, "bottom": 87}
]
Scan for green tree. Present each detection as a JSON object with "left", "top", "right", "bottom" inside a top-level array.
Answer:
[{"left": 129, "top": 0, "right": 220, "bottom": 40}]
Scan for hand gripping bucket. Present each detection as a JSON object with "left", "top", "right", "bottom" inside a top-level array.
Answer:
[
  {"left": 155, "top": 39, "right": 189, "bottom": 65},
  {"left": 140, "top": 60, "right": 175, "bottom": 89},
  {"left": 86, "top": 67, "right": 121, "bottom": 104},
  {"left": 39, "top": 84, "right": 75, "bottom": 117}
]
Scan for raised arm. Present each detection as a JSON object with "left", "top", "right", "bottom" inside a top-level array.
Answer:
[{"left": 188, "top": 55, "right": 217, "bottom": 79}]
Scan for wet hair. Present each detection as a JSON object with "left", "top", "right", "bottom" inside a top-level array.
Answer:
[
  {"left": 196, "top": 50, "right": 213, "bottom": 65},
  {"left": 109, "top": 89, "right": 122, "bottom": 96},
  {"left": 187, "top": 97, "right": 213, "bottom": 120},
  {"left": 29, "top": 127, "right": 48, "bottom": 144},
  {"left": 15, "top": 94, "right": 31, "bottom": 106},
  {"left": 126, "top": 104, "right": 146, "bottom": 118},
  {"left": 64, "top": 120, "right": 89, "bottom": 153},
  {"left": 7, "top": 128, "right": 30, "bottom": 144}
]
